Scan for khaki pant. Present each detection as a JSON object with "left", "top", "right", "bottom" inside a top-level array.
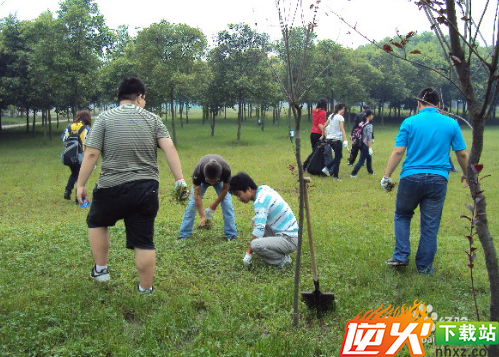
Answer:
[{"left": 251, "top": 219, "right": 298, "bottom": 266}]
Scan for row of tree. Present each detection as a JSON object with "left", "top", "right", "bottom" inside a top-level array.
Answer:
[{"left": 0, "top": 0, "right": 495, "bottom": 141}]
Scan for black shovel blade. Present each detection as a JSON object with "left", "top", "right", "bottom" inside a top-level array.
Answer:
[{"left": 302, "top": 289, "right": 335, "bottom": 313}]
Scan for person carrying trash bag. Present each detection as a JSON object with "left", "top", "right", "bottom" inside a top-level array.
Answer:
[
  {"left": 229, "top": 172, "right": 298, "bottom": 268},
  {"left": 178, "top": 154, "right": 237, "bottom": 241}
]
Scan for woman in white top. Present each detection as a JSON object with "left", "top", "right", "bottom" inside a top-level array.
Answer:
[{"left": 321, "top": 103, "right": 348, "bottom": 180}]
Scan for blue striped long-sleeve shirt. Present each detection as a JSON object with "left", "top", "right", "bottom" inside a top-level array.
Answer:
[{"left": 252, "top": 185, "right": 298, "bottom": 238}]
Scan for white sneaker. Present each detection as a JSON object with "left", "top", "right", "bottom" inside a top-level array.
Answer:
[
  {"left": 350, "top": 174, "right": 357, "bottom": 178},
  {"left": 322, "top": 167, "right": 331, "bottom": 176},
  {"left": 90, "top": 265, "right": 110, "bottom": 282}
]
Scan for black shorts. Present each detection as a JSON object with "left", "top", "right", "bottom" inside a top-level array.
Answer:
[{"left": 87, "top": 180, "right": 159, "bottom": 250}]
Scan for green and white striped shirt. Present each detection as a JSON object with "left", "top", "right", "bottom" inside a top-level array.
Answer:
[{"left": 85, "top": 104, "right": 170, "bottom": 188}]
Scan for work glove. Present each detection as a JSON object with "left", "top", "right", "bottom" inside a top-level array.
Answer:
[
  {"left": 243, "top": 252, "right": 252, "bottom": 266},
  {"left": 380, "top": 176, "right": 395, "bottom": 192},
  {"left": 204, "top": 206, "right": 215, "bottom": 220},
  {"left": 368, "top": 148, "right": 373, "bottom": 156},
  {"left": 343, "top": 140, "right": 348, "bottom": 148},
  {"left": 174, "top": 179, "right": 189, "bottom": 201}
]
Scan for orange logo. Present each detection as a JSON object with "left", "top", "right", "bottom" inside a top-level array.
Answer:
[{"left": 340, "top": 301, "right": 433, "bottom": 357}]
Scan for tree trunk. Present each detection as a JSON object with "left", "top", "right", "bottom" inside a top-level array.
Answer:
[
  {"left": 0, "top": 110, "right": 2, "bottom": 131},
  {"left": 32, "top": 111, "right": 36, "bottom": 135},
  {"left": 26, "top": 108, "right": 29, "bottom": 133},
  {"left": 186, "top": 103, "right": 189, "bottom": 124},
  {"left": 237, "top": 99, "right": 243, "bottom": 141},
  {"left": 290, "top": 102, "right": 305, "bottom": 328},
  {"left": 48, "top": 109, "right": 52, "bottom": 140},
  {"left": 210, "top": 108, "right": 216, "bottom": 137},
  {"left": 170, "top": 89, "right": 177, "bottom": 146}
]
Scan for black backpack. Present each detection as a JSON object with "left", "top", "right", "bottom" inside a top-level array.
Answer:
[{"left": 61, "top": 124, "right": 86, "bottom": 166}]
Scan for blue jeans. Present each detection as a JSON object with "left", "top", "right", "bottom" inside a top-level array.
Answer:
[
  {"left": 179, "top": 182, "right": 237, "bottom": 239},
  {"left": 351, "top": 144, "right": 373, "bottom": 175},
  {"left": 392, "top": 174, "right": 448, "bottom": 274},
  {"left": 324, "top": 140, "right": 343, "bottom": 177}
]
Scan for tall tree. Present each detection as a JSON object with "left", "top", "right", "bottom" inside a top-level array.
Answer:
[
  {"left": 133, "top": 21, "right": 207, "bottom": 144},
  {"left": 56, "top": 0, "right": 111, "bottom": 116},
  {"left": 211, "top": 23, "right": 270, "bottom": 141}
]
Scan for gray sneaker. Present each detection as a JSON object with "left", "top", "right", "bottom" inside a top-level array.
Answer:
[
  {"left": 322, "top": 167, "right": 331, "bottom": 177},
  {"left": 277, "top": 254, "right": 292, "bottom": 268},
  {"left": 90, "top": 265, "right": 110, "bottom": 282}
]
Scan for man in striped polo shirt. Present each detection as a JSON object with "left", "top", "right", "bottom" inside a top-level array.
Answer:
[
  {"left": 77, "top": 77, "right": 188, "bottom": 294},
  {"left": 229, "top": 172, "right": 298, "bottom": 268}
]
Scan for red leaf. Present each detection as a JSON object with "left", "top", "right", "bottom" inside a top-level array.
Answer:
[
  {"left": 472, "top": 164, "right": 483, "bottom": 173},
  {"left": 481, "top": 174, "right": 492, "bottom": 180},
  {"left": 409, "top": 50, "right": 422, "bottom": 55},
  {"left": 460, "top": 215, "right": 472, "bottom": 221},
  {"left": 465, "top": 204, "right": 474, "bottom": 212},
  {"left": 468, "top": 264, "right": 474, "bottom": 268},
  {"left": 392, "top": 42, "right": 404, "bottom": 49},
  {"left": 406, "top": 31, "right": 416, "bottom": 39},
  {"left": 383, "top": 44, "right": 393, "bottom": 52},
  {"left": 470, "top": 247, "right": 478, "bottom": 252}
]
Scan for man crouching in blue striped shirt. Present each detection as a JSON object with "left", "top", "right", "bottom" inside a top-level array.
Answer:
[{"left": 229, "top": 172, "right": 298, "bottom": 268}]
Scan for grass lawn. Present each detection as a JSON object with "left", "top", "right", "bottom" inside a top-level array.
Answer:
[{"left": 0, "top": 114, "right": 497, "bottom": 357}]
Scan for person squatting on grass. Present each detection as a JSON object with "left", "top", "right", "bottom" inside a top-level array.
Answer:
[
  {"left": 62, "top": 110, "right": 92, "bottom": 203},
  {"left": 178, "top": 154, "right": 237, "bottom": 241},
  {"left": 381, "top": 87, "right": 468, "bottom": 275},
  {"left": 310, "top": 98, "right": 328, "bottom": 151},
  {"left": 321, "top": 103, "right": 348, "bottom": 180},
  {"left": 350, "top": 110, "right": 375, "bottom": 177},
  {"left": 76, "top": 77, "right": 188, "bottom": 294},
  {"left": 229, "top": 172, "right": 298, "bottom": 268},
  {"left": 347, "top": 104, "right": 370, "bottom": 166}
]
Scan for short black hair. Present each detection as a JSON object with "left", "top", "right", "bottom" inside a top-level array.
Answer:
[
  {"left": 362, "top": 105, "right": 370, "bottom": 111},
  {"left": 203, "top": 160, "right": 222, "bottom": 180},
  {"left": 363, "top": 109, "right": 373, "bottom": 118},
  {"left": 118, "top": 77, "right": 146, "bottom": 102},
  {"left": 229, "top": 172, "right": 257, "bottom": 194},
  {"left": 417, "top": 88, "right": 440, "bottom": 106}
]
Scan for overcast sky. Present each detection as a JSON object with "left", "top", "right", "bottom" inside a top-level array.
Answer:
[{"left": 0, "top": 0, "right": 496, "bottom": 48}]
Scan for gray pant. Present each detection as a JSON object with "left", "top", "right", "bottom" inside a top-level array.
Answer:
[{"left": 250, "top": 220, "right": 298, "bottom": 266}]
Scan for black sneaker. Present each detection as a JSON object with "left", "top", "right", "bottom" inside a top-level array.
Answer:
[
  {"left": 64, "top": 190, "right": 71, "bottom": 200},
  {"left": 225, "top": 236, "right": 237, "bottom": 241},
  {"left": 138, "top": 285, "right": 154, "bottom": 294},
  {"left": 90, "top": 265, "right": 110, "bottom": 282},
  {"left": 386, "top": 258, "right": 408, "bottom": 266}
]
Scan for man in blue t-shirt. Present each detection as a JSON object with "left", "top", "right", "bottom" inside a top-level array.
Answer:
[{"left": 380, "top": 88, "right": 468, "bottom": 275}]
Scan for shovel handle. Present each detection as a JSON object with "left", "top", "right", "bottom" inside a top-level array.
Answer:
[{"left": 303, "top": 177, "right": 319, "bottom": 282}]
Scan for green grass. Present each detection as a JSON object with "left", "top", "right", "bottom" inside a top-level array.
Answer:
[{"left": 0, "top": 115, "right": 497, "bottom": 357}]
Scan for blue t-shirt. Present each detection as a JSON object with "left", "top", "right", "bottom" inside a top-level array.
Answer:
[{"left": 395, "top": 107, "right": 466, "bottom": 179}]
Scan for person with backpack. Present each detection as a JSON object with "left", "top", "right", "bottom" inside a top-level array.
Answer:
[
  {"left": 350, "top": 110, "right": 375, "bottom": 177},
  {"left": 62, "top": 110, "right": 92, "bottom": 202},
  {"left": 347, "top": 105, "right": 370, "bottom": 165},
  {"left": 321, "top": 103, "right": 348, "bottom": 181}
]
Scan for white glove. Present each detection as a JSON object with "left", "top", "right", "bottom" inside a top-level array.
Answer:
[
  {"left": 204, "top": 206, "right": 215, "bottom": 220},
  {"left": 243, "top": 252, "right": 252, "bottom": 266},
  {"left": 368, "top": 148, "right": 373, "bottom": 156},
  {"left": 343, "top": 140, "right": 348, "bottom": 148},
  {"left": 174, "top": 179, "right": 189, "bottom": 201},
  {"left": 380, "top": 176, "right": 393, "bottom": 191}
]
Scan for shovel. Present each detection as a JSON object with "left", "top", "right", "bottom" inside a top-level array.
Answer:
[{"left": 301, "top": 177, "right": 335, "bottom": 313}]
